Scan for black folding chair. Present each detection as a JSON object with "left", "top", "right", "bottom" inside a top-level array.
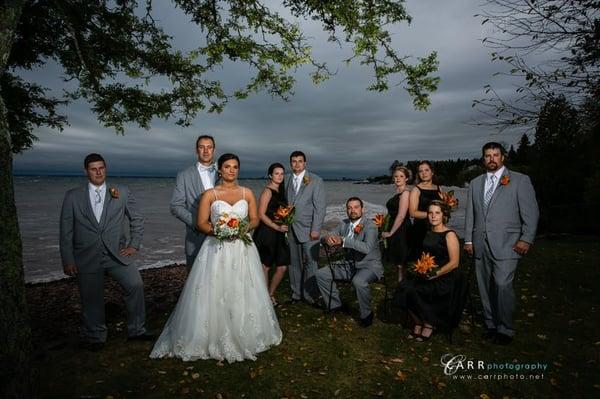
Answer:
[
  {"left": 322, "top": 243, "right": 390, "bottom": 319},
  {"left": 322, "top": 243, "right": 356, "bottom": 312}
]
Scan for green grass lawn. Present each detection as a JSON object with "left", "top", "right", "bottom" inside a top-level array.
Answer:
[{"left": 31, "top": 236, "right": 600, "bottom": 398}]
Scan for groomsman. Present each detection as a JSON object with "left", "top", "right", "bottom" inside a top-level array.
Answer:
[
  {"left": 170, "top": 135, "right": 217, "bottom": 272},
  {"left": 60, "top": 153, "right": 153, "bottom": 350},
  {"left": 317, "top": 197, "right": 383, "bottom": 327},
  {"left": 286, "top": 150, "right": 326, "bottom": 304},
  {"left": 464, "top": 142, "right": 539, "bottom": 345}
]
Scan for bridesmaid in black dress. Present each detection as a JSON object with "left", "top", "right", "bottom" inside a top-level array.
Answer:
[
  {"left": 381, "top": 166, "right": 412, "bottom": 282},
  {"left": 253, "top": 163, "right": 291, "bottom": 306},
  {"left": 404, "top": 200, "right": 461, "bottom": 341},
  {"left": 408, "top": 161, "right": 440, "bottom": 261}
]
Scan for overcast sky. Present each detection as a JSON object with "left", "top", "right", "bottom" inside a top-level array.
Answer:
[{"left": 13, "top": 0, "right": 526, "bottom": 178}]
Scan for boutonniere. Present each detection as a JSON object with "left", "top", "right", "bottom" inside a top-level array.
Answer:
[
  {"left": 353, "top": 224, "right": 364, "bottom": 234},
  {"left": 303, "top": 175, "right": 311, "bottom": 185},
  {"left": 500, "top": 175, "right": 510, "bottom": 186},
  {"left": 109, "top": 187, "right": 120, "bottom": 199}
]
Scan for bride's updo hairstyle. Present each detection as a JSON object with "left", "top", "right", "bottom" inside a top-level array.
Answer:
[{"left": 217, "top": 153, "right": 240, "bottom": 170}]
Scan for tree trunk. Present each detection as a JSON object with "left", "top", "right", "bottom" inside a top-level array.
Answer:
[{"left": 0, "top": 1, "right": 37, "bottom": 398}]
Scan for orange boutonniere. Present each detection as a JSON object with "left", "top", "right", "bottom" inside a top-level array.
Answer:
[
  {"left": 109, "top": 187, "right": 120, "bottom": 199},
  {"left": 303, "top": 175, "right": 311, "bottom": 185},
  {"left": 353, "top": 224, "right": 364, "bottom": 234},
  {"left": 500, "top": 175, "right": 510, "bottom": 186}
]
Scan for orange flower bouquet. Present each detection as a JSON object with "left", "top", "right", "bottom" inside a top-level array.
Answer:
[
  {"left": 273, "top": 204, "right": 295, "bottom": 226},
  {"left": 438, "top": 190, "right": 459, "bottom": 210},
  {"left": 408, "top": 252, "right": 438, "bottom": 278},
  {"left": 373, "top": 213, "right": 391, "bottom": 249},
  {"left": 214, "top": 211, "right": 252, "bottom": 245},
  {"left": 273, "top": 204, "right": 295, "bottom": 240}
]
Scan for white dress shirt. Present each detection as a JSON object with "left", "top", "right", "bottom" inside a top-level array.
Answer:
[
  {"left": 88, "top": 182, "right": 106, "bottom": 223},
  {"left": 197, "top": 162, "right": 217, "bottom": 190},
  {"left": 483, "top": 166, "right": 506, "bottom": 201},
  {"left": 343, "top": 217, "right": 363, "bottom": 247},
  {"left": 293, "top": 170, "right": 306, "bottom": 194}
]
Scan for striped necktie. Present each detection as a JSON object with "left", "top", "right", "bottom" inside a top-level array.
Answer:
[{"left": 483, "top": 175, "right": 496, "bottom": 211}]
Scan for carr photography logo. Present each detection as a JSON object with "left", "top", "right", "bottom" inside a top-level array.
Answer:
[{"left": 440, "top": 353, "right": 548, "bottom": 381}]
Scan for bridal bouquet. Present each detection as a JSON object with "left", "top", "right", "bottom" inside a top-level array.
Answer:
[
  {"left": 407, "top": 252, "right": 438, "bottom": 279},
  {"left": 214, "top": 212, "right": 252, "bottom": 245},
  {"left": 373, "top": 213, "right": 391, "bottom": 249}
]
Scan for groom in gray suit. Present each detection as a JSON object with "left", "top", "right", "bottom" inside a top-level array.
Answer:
[
  {"left": 170, "top": 135, "right": 217, "bottom": 272},
  {"left": 316, "top": 197, "right": 383, "bottom": 327},
  {"left": 464, "top": 142, "right": 539, "bottom": 345},
  {"left": 286, "top": 150, "right": 326, "bottom": 304},
  {"left": 60, "top": 153, "right": 152, "bottom": 350}
]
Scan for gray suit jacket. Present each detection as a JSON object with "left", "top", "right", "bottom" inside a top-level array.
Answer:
[
  {"left": 285, "top": 171, "right": 326, "bottom": 243},
  {"left": 60, "top": 182, "right": 144, "bottom": 273},
  {"left": 170, "top": 164, "right": 210, "bottom": 260},
  {"left": 464, "top": 168, "right": 539, "bottom": 260},
  {"left": 335, "top": 218, "right": 384, "bottom": 278}
]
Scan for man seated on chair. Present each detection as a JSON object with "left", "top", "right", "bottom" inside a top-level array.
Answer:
[{"left": 316, "top": 197, "right": 384, "bottom": 327}]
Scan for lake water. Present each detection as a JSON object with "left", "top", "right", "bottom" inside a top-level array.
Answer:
[{"left": 14, "top": 176, "right": 466, "bottom": 283}]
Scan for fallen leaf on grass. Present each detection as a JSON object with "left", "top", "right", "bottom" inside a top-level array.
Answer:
[
  {"left": 537, "top": 334, "right": 547, "bottom": 340},
  {"left": 157, "top": 370, "right": 167, "bottom": 374},
  {"left": 192, "top": 373, "right": 200, "bottom": 380},
  {"left": 395, "top": 371, "right": 407, "bottom": 382},
  {"left": 390, "top": 358, "right": 404, "bottom": 363},
  {"left": 480, "top": 394, "right": 490, "bottom": 399},
  {"left": 550, "top": 378, "right": 558, "bottom": 387}
]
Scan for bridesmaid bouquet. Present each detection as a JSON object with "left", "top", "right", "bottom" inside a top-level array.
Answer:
[
  {"left": 438, "top": 190, "right": 459, "bottom": 210},
  {"left": 273, "top": 204, "right": 295, "bottom": 240},
  {"left": 408, "top": 252, "right": 438, "bottom": 279},
  {"left": 214, "top": 212, "right": 252, "bottom": 245},
  {"left": 273, "top": 204, "right": 295, "bottom": 226},
  {"left": 373, "top": 213, "right": 391, "bottom": 249}
]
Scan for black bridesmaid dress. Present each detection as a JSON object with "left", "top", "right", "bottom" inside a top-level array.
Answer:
[
  {"left": 408, "top": 186, "right": 440, "bottom": 261},
  {"left": 384, "top": 192, "right": 411, "bottom": 265},
  {"left": 399, "top": 230, "right": 466, "bottom": 332},
  {"left": 252, "top": 188, "right": 291, "bottom": 267}
]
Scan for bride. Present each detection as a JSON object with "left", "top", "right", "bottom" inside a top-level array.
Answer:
[{"left": 150, "top": 153, "right": 282, "bottom": 362}]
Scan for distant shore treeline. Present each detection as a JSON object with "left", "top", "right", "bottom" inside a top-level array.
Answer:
[{"left": 366, "top": 158, "right": 483, "bottom": 187}]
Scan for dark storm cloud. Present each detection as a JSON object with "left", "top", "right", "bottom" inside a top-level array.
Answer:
[{"left": 13, "top": 0, "right": 525, "bottom": 178}]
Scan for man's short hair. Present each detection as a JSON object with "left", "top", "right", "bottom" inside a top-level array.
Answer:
[
  {"left": 482, "top": 142, "right": 506, "bottom": 156},
  {"left": 196, "top": 134, "right": 215, "bottom": 148},
  {"left": 289, "top": 150, "right": 306, "bottom": 162},
  {"left": 346, "top": 196, "right": 364, "bottom": 208},
  {"left": 84, "top": 153, "right": 106, "bottom": 169}
]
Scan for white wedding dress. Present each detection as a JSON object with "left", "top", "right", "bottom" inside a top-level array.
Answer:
[{"left": 150, "top": 198, "right": 282, "bottom": 362}]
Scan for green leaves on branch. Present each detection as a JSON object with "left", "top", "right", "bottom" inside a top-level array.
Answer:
[{"left": 5, "top": 0, "right": 439, "bottom": 142}]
